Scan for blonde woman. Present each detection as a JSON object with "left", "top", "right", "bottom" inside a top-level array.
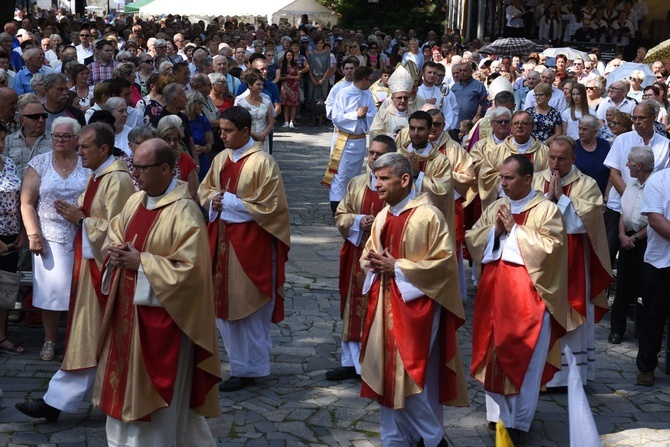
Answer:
[{"left": 628, "top": 70, "right": 645, "bottom": 102}]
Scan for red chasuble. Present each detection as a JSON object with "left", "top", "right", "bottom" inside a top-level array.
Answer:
[
  {"left": 471, "top": 211, "right": 564, "bottom": 394},
  {"left": 98, "top": 205, "right": 177, "bottom": 421},
  {"left": 208, "top": 156, "right": 288, "bottom": 322},
  {"left": 63, "top": 175, "right": 104, "bottom": 358},
  {"left": 338, "top": 187, "right": 384, "bottom": 342},
  {"left": 541, "top": 182, "right": 611, "bottom": 323}
]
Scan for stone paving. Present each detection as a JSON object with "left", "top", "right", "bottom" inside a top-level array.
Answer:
[{"left": 1, "top": 123, "right": 670, "bottom": 446}]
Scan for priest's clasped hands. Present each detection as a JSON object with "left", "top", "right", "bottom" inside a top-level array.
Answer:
[
  {"left": 494, "top": 204, "right": 516, "bottom": 238},
  {"left": 546, "top": 171, "right": 563, "bottom": 203},
  {"left": 108, "top": 243, "right": 141, "bottom": 271},
  {"left": 366, "top": 248, "right": 396, "bottom": 277}
]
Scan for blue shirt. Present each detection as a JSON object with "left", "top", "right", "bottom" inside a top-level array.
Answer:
[
  {"left": 13, "top": 65, "right": 53, "bottom": 95},
  {"left": 10, "top": 50, "right": 23, "bottom": 72},
  {"left": 575, "top": 137, "right": 611, "bottom": 195},
  {"left": 451, "top": 77, "right": 488, "bottom": 123},
  {"left": 235, "top": 80, "right": 281, "bottom": 106}
]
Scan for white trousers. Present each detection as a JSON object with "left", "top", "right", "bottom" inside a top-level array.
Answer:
[
  {"left": 329, "top": 138, "right": 367, "bottom": 202},
  {"left": 105, "top": 335, "right": 215, "bottom": 447},
  {"left": 216, "top": 296, "right": 275, "bottom": 377},
  {"left": 486, "top": 310, "right": 552, "bottom": 432},
  {"left": 340, "top": 340, "right": 362, "bottom": 373},
  {"left": 44, "top": 368, "right": 97, "bottom": 413},
  {"left": 380, "top": 307, "right": 444, "bottom": 447}
]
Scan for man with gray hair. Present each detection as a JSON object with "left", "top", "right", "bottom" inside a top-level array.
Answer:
[
  {"left": 42, "top": 73, "right": 86, "bottom": 130},
  {"left": 596, "top": 80, "right": 636, "bottom": 124},
  {"left": 6, "top": 98, "right": 52, "bottom": 177},
  {"left": 515, "top": 70, "right": 539, "bottom": 111},
  {"left": 12, "top": 48, "right": 52, "bottom": 95},
  {"left": 609, "top": 146, "right": 653, "bottom": 346},
  {"left": 149, "top": 82, "right": 195, "bottom": 164},
  {"left": 603, "top": 102, "right": 669, "bottom": 268},
  {"left": 524, "top": 69, "right": 568, "bottom": 112},
  {"left": 359, "top": 151, "right": 468, "bottom": 446},
  {"left": 212, "top": 54, "right": 240, "bottom": 94}
]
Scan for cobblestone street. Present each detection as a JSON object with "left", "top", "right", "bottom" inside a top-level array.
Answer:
[{"left": 0, "top": 123, "right": 669, "bottom": 446}]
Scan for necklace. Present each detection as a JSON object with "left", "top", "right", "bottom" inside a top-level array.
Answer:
[{"left": 53, "top": 155, "right": 77, "bottom": 175}]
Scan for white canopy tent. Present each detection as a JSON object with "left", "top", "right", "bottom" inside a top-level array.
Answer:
[{"left": 138, "top": 0, "right": 337, "bottom": 26}]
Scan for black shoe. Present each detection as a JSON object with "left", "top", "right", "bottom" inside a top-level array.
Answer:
[
  {"left": 608, "top": 332, "right": 623, "bottom": 344},
  {"left": 15, "top": 399, "right": 61, "bottom": 422},
  {"left": 508, "top": 427, "right": 524, "bottom": 444},
  {"left": 418, "top": 438, "right": 448, "bottom": 447},
  {"left": 218, "top": 376, "right": 255, "bottom": 392},
  {"left": 487, "top": 421, "right": 496, "bottom": 430},
  {"left": 325, "top": 366, "right": 359, "bottom": 381}
]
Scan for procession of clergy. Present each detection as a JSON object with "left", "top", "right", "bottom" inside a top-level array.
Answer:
[{"left": 14, "top": 56, "right": 670, "bottom": 447}]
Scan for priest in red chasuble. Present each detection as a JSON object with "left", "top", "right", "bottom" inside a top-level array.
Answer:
[
  {"left": 359, "top": 152, "right": 469, "bottom": 447},
  {"left": 466, "top": 154, "right": 568, "bottom": 442},
  {"left": 532, "top": 136, "right": 612, "bottom": 388},
  {"left": 95, "top": 139, "right": 221, "bottom": 446},
  {"left": 198, "top": 106, "right": 290, "bottom": 392},
  {"left": 16, "top": 123, "right": 135, "bottom": 423},
  {"left": 325, "top": 135, "right": 396, "bottom": 382}
]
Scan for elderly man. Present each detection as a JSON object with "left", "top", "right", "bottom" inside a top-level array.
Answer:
[
  {"left": 87, "top": 40, "right": 117, "bottom": 85},
  {"left": 469, "top": 107, "right": 512, "bottom": 177},
  {"left": 15, "top": 122, "right": 135, "bottom": 422},
  {"left": 609, "top": 146, "right": 653, "bottom": 345},
  {"left": 360, "top": 152, "right": 468, "bottom": 447},
  {"left": 0, "top": 87, "right": 19, "bottom": 134},
  {"left": 191, "top": 73, "right": 219, "bottom": 129},
  {"left": 12, "top": 48, "right": 52, "bottom": 95},
  {"left": 6, "top": 99, "right": 52, "bottom": 177},
  {"left": 479, "top": 110, "right": 549, "bottom": 210},
  {"left": 516, "top": 70, "right": 540, "bottom": 111},
  {"left": 326, "top": 135, "right": 396, "bottom": 382},
  {"left": 524, "top": 69, "right": 568, "bottom": 112},
  {"left": 212, "top": 54, "right": 240, "bottom": 94},
  {"left": 43, "top": 74, "right": 85, "bottom": 130},
  {"left": 596, "top": 81, "right": 637, "bottom": 125},
  {"left": 467, "top": 154, "right": 567, "bottom": 443},
  {"left": 636, "top": 147, "right": 670, "bottom": 386},
  {"left": 466, "top": 90, "right": 516, "bottom": 153},
  {"left": 323, "top": 66, "right": 377, "bottom": 214},
  {"left": 94, "top": 138, "right": 220, "bottom": 445},
  {"left": 198, "top": 106, "right": 290, "bottom": 392},
  {"left": 603, "top": 103, "right": 670, "bottom": 268},
  {"left": 149, "top": 82, "right": 195, "bottom": 163},
  {"left": 532, "top": 136, "right": 612, "bottom": 387},
  {"left": 369, "top": 64, "right": 413, "bottom": 140}
]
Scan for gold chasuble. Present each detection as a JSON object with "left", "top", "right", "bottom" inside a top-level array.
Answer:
[
  {"left": 478, "top": 136, "right": 548, "bottom": 210},
  {"left": 198, "top": 143, "right": 291, "bottom": 322},
  {"left": 335, "top": 173, "right": 384, "bottom": 342},
  {"left": 62, "top": 158, "right": 135, "bottom": 371},
  {"left": 396, "top": 142, "right": 456, "bottom": 247},
  {"left": 359, "top": 193, "right": 469, "bottom": 409},
  {"left": 532, "top": 168, "right": 612, "bottom": 329},
  {"left": 95, "top": 183, "right": 221, "bottom": 422},
  {"left": 466, "top": 193, "right": 568, "bottom": 395}
]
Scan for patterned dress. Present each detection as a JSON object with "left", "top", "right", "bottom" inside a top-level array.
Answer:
[
  {"left": 280, "top": 64, "right": 300, "bottom": 106},
  {"left": 526, "top": 106, "right": 563, "bottom": 142}
]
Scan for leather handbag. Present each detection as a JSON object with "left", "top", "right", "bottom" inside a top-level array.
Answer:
[{"left": 0, "top": 269, "right": 20, "bottom": 309}]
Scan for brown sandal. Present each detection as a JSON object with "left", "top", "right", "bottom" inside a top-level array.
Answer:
[{"left": 0, "top": 338, "right": 25, "bottom": 355}]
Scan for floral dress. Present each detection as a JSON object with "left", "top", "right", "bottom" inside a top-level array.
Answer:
[
  {"left": 236, "top": 96, "right": 271, "bottom": 153},
  {"left": 280, "top": 64, "right": 300, "bottom": 106},
  {"left": 0, "top": 155, "right": 21, "bottom": 237},
  {"left": 526, "top": 106, "right": 562, "bottom": 142}
]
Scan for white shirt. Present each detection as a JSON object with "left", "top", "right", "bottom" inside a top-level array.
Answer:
[
  {"left": 596, "top": 96, "right": 636, "bottom": 121},
  {"left": 621, "top": 177, "right": 647, "bottom": 232},
  {"left": 641, "top": 169, "right": 670, "bottom": 268},
  {"left": 604, "top": 130, "right": 670, "bottom": 212},
  {"left": 524, "top": 86, "right": 568, "bottom": 112},
  {"left": 417, "top": 84, "right": 460, "bottom": 130},
  {"left": 208, "top": 138, "right": 256, "bottom": 224},
  {"left": 75, "top": 43, "right": 93, "bottom": 64}
]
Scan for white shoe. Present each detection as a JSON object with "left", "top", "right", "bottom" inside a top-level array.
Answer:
[
  {"left": 289, "top": 122, "right": 295, "bottom": 129},
  {"left": 282, "top": 122, "right": 289, "bottom": 128}
]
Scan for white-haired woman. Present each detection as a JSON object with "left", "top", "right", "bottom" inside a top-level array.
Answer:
[
  {"left": 102, "top": 97, "right": 132, "bottom": 156},
  {"left": 20, "top": 117, "right": 91, "bottom": 361}
]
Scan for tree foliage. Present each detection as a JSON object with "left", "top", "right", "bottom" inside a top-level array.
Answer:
[{"left": 319, "top": 0, "right": 445, "bottom": 35}]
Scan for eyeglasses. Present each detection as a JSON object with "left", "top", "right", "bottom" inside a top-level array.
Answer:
[
  {"left": 586, "top": 86, "right": 596, "bottom": 90},
  {"left": 631, "top": 115, "right": 653, "bottom": 121},
  {"left": 393, "top": 95, "right": 409, "bottom": 101},
  {"left": 610, "top": 121, "right": 623, "bottom": 126},
  {"left": 21, "top": 113, "right": 48, "bottom": 120},
  {"left": 79, "top": 34, "right": 90, "bottom": 38},
  {"left": 431, "top": 121, "right": 445, "bottom": 127},
  {"left": 51, "top": 133, "right": 74, "bottom": 141},
  {"left": 511, "top": 121, "right": 532, "bottom": 127},
  {"left": 656, "top": 75, "right": 664, "bottom": 79},
  {"left": 131, "top": 162, "right": 164, "bottom": 172},
  {"left": 491, "top": 119, "right": 510, "bottom": 125}
]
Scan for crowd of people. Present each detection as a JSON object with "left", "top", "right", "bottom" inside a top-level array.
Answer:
[{"left": 0, "top": 1, "right": 669, "bottom": 445}]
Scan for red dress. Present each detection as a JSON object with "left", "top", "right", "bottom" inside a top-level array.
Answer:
[{"left": 280, "top": 64, "right": 300, "bottom": 107}]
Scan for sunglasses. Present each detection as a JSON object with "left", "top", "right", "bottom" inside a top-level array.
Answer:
[{"left": 22, "top": 113, "right": 48, "bottom": 120}]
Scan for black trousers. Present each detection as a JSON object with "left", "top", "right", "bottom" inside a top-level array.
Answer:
[
  {"left": 636, "top": 263, "right": 670, "bottom": 373},
  {"left": 610, "top": 234, "right": 646, "bottom": 335},
  {"left": 604, "top": 207, "right": 621, "bottom": 269}
]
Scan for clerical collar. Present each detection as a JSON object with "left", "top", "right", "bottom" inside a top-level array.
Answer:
[
  {"left": 513, "top": 137, "right": 532, "bottom": 153},
  {"left": 93, "top": 155, "right": 115, "bottom": 179},
  {"left": 560, "top": 166, "right": 575, "bottom": 185},
  {"left": 369, "top": 171, "right": 377, "bottom": 191},
  {"left": 390, "top": 189, "right": 416, "bottom": 216},
  {"left": 146, "top": 178, "right": 177, "bottom": 210},
  {"left": 493, "top": 134, "right": 505, "bottom": 144},
  {"left": 509, "top": 189, "right": 535, "bottom": 214},
  {"left": 394, "top": 108, "right": 408, "bottom": 117},
  {"left": 407, "top": 143, "right": 431, "bottom": 156},
  {"left": 231, "top": 138, "right": 255, "bottom": 162}
]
